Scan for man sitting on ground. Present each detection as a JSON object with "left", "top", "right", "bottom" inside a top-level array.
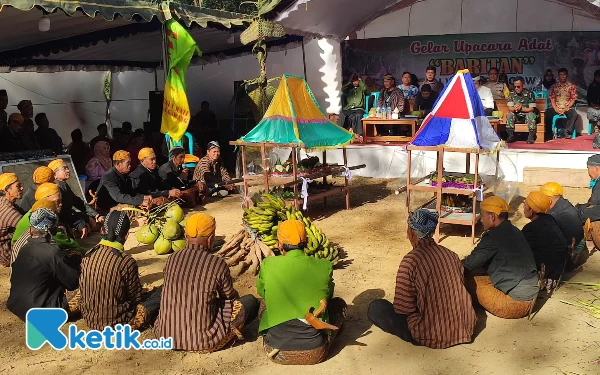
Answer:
[
  {"left": 462, "top": 196, "right": 539, "bottom": 319},
  {"left": 79, "top": 211, "right": 162, "bottom": 330},
  {"left": 7, "top": 205, "right": 80, "bottom": 321},
  {"left": 577, "top": 155, "right": 600, "bottom": 249},
  {"left": 193, "top": 141, "right": 234, "bottom": 197},
  {"left": 413, "top": 84, "right": 438, "bottom": 116},
  {"left": 368, "top": 209, "right": 477, "bottom": 348},
  {"left": 130, "top": 147, "right": 181, "bottom": 205},
  {"left": 474, "top": 76, "right": 494, "bottom": 116},
  {"left": 257, "top": 219, "right": 346, "bottom": 365},
  {"left": 485, "top": 67, "right": 509, "bottom": 99},
  {"left": 49, "top": 159, "right": 103, "bottom": 238},
  {"left": 19, "top": 166, "right": 54, "bottom": 213},
  {"left": 522, "top": 191, "right": 569, "bottom": 285},
  {"left": 159, "top": 146, "right": 203, "bottom": 207},
  {"left": 94, "top": 150, "right": 152, "bottom": 213},
  {"left": 154, "top": 213, "right": 258, "bottom": 352},
  {"left": 540, "top": 182, "right": 587, "bottom": 269},
  {"left": 506, "top": 76, "right": 538, "bottom": 144}
]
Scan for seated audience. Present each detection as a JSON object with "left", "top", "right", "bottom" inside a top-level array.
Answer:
[
  {"left": 0, "top": 173, "right": 24, "bottom": 267},
  {"left": 419, "top": 66, "right": 444, "bottom": 94},
  {"left": 506, "top": 76, "right": 538, "bottom": 144},
  {"left": 67, "top": 129, "right": 92, "bottom": 176},
  {"left": 79, "top": 211, "right": 162, "bottom": 330},
  {"left": 7, "top": 205, "right": 80, "bottom": 321},
  {"left": 85, "top": 141, "right": 112, "bottom": 190},
  {"left": 17, "top": 100, "right": 39, "bottom": 150},
  {"left": 154, "top": 213, "right": 258, "bottom": 352},
  {"left": 398, "top": 71, "right": 419, "bottom": 100},
  {"left": 34, "top": 113, "right": 63, "bottom": 154},
  {"left": 522, "top": 191, "right": 569, "bottom": 283},
  {"left": 338, "top": 73, "right": 367, "bottom": 138},
  {"left": 130, "top": 148, "right": 181, "bottom": 203},
  {"left": 0, "top": 89, "right": 7, "bottom": 130},
  {"left": 0, "top": 113, "right": 28, "bottom": 152},
  {"left": 485, "top": 67, "right": 509, "bottom": 99},
  {"left": 540, "top": 182, "right": 588, "bottom": 269},
  {"left": 413, "top": 84, "right": 438, "bottom": 116},
  {"left": 377, "top": 74, "right": 405, "bottom": 135},
  {"left": 587, "top": 70, "right": 600, "bottom": 134},
  {"left": 126, "top": 129, "right": 145, "bottom": 170},
  {"left": 49, "top": 159, "right": 102, "bottom": 238},
  {"left": 94, "top": 150, "right": 152, "bottom": 213},
  {"left": 462, "top": 196, "right": 539, "bottom": 319},
  {"left": 19, "top": 166, "right": 54, "bottom": 213},
  {"left": 368, "top": 209, "right": 477, "bottom": 348},
  {"left": 542, "top": 69, "right": 556, "bottom": 91},
  {"left": 257, "top": 219, "right": 346, "bottom": 365},
  {"left": 193, "top": 141, "right": 233, "bottom": 197},
  {"left": 546, "top": 68, "right": 578, "bottom": 139},
  {"left": 474, "top": 76, "right": 494, "bottom": 116},
  {"left": 90, "top": 123, "right": 111, "bottom": 150},
  {"left": 13, "top": 182, "right": 61, "bottom": 245}
]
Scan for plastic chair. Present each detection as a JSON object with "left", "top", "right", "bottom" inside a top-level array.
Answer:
[
  {"left": 551, "top": 105, "right": 577, "bottom": 139},
  {"left": 534, "top": 91, "right": 550, "bottom": 109},
  {"left": 165, "top": 132, "right": 197, "bottom": 169},
  {"left": 364, "top": 92, "right": 380, "bottom": 118}
]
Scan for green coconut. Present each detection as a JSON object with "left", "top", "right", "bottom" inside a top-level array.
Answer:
[
  {"left": 165, "top": 204, "right": 184, "bottom": 223},
  {"left": 136, "top": 225, "right": 159, "bottom": 245},
  {"left": 172, "top": 238, "right": 187, "bottom": 252},
  {"left": 162, "top": 219, "right": 182, "bottom": 240},
  {"left": 154, "top": 235, "right": 172, "bottom": 255}
]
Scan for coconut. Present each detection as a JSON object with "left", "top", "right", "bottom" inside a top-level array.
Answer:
[
  {"left": 165, "top": 204, "right": 184, "bottom": 223},
  {"left": 154, "top": 235, "right": 172, "bottom": 255},
  {"left": 162, "top": 219, "right": 182, "bottom": 240},
  {"left": 172, "top": 238, "right": 187, "bottom": 252},
  {"left": 136, "top": 225, "right": 159, "bottom": 244}
]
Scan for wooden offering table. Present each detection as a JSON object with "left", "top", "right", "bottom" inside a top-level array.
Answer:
[{"left": 362, "top": 117, "right": 419, "bottom": 143}]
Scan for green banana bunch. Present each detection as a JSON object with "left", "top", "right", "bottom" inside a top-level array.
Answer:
[{"left": 241, "top": 193, "right": 340, "bottom": 264}]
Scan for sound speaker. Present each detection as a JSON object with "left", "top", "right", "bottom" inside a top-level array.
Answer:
[{"left": 148, "top": 90, "right": 164, "bottom": 132}]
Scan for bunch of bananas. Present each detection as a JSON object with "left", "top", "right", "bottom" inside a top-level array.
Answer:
[{"left": 242, "top": 193, "right": 340, "bottom": 264}]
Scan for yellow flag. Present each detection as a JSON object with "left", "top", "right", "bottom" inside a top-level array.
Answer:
[{"left": 161, "top": 20, "right": 201, "bottom": 142}]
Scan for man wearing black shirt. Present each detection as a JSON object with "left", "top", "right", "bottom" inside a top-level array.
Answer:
[{"left": 587, "top": 70, "right": 600, "bottom": 134}]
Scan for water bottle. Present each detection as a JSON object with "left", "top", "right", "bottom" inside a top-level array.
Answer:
[
  {"left": 376, "top": 106, "right": 381, "bottom": 118},
  {"left": 381, "top": 106, "right": 386, "bottom": 119},
  {"left": 387, "top": 105, "right": 392, "bottom": 119}
]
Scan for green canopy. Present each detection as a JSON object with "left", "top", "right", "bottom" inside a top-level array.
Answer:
[{"left": 240, "top": 74, "right": 353, "bottom": 149}]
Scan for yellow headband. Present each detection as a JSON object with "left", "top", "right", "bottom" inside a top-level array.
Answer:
[
  {"left": 138, "top": 147, "right": 154, "bottom": 161},
  {"left": 480, "top": 196, "right": 509, "bottom": 215},
  {"left": 33, "top": 166, "right": 55, "bottom": 184},
  {"left": 35, "top": 182, "right": 60, "bottom": 200},
  {"left": 526, "top": 191, "right": 551, "bottom": 214},
  {"left": 0, "top": 173, "right": 18, "bottom": 191},
  {"left": 48, "top": 159, "right": 65, "bottom": 172},
  {"left": 31, "top": 198, "right": 59, "bottom": 213},
  {"left": 540, "top": 182, "right": 564, "bottom": 197},
  {"left": 185, "top": 213, "right": 216, "bottom": 238},
  {"left": 113, "top": 150, "right": 130, "bottom": 162},
  {"left": 277, "top": 220, "right": 307, "bottom": 246}
]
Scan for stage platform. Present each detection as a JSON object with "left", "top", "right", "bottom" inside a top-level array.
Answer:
[{"left": 299, "top": 135, "right": 598, "bottom": 183}]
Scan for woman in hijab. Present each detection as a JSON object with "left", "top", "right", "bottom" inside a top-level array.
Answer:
[
  {"left": 85, "top": 141, "right": 111, "bottom": 201},
  {"left": 542, "top": 69, "right": 556, "bottom": 91}
]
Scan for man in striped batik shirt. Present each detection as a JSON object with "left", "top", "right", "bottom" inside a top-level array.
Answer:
[{"left": 368, "top": 209, "right": 477, "bottom": 349}]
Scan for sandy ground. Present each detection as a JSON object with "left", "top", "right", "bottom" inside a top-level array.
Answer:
[{"left": 1, "top": 177, "right": 599, "bottom": 375}]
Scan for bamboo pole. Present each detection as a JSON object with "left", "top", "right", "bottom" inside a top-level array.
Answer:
[
  {"left": 241, "top": 146, "right": 249, "bottom": 207},
  {"left": 292, "top": 145, "right": 299, "bottom": 210}
]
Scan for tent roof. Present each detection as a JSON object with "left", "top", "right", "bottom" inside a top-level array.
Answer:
[
  {"left": 240, "top": 74, "right": 353, "bottom": 149},
  {"left": 0, "top": 0, "right": 300, "bottom": 71},
  {"left": 273, "top": 0, "right": 600, "bottom": 40}
]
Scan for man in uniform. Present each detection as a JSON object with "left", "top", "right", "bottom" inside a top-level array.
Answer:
[
  {"left": 506, "top": 76, "right": 538, "bottom": 144},
  {"left": 485, "top": 67, "right": 509, "bottom": 100}
]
